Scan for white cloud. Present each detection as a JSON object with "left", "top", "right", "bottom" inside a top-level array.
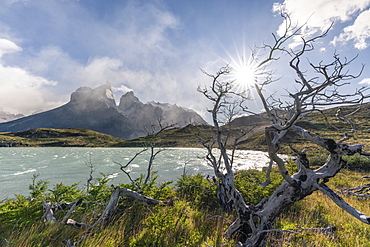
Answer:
[
  {"left": 0, "top": 1, "right": 213, "bottom": 120},
  {"left": 5, "top": 0, "right": 26, "bottom": 4},
  {"left": 15, "top": 45, "right": 182, "bottom": 105},
  {"left": 4, "top": 2, "right": 189, "bottom": 98},
  {"left": 359, "top": 78, "right": 370, "bottom": 84},
  {"left": 113, "top": 84, "right": 133, "bottom": 94},
  {"left": 273, "top": 0, "right": 370, "bottom": 49},
  {"left": 332, "top": 9, "right": 370, "bottom": 50},
  {"left": 113, "top": 1, "right": 179, "bottom": 55},
  {"left": 0, "top": 63, "right": 59, "bottom": 115},
  {"left": 82, "top": 57, "right": 125, "bottom": 87},
  {"left": 0, "top": 39, "right": 61, "bottom": 115},
  {"left": 0, "top": 38, "right": 22, "bottom": 57}
]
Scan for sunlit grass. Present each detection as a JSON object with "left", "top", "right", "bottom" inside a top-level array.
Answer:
[
  {"left": 1, "top": 169, "right": 369, "bottom": 246},
  {"left": 272, "top": 170, "right": 370, "bottom": 247}
]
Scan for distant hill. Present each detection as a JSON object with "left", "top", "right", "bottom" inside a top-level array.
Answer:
[
  {"left": 0, "top": 82, "right": 207, "bottom": 139},
  {"left": 0, "top": 128, "right": 123, "bottom": 147},
  {"left": 230, "top": 113, "right": 271, "bottom": 128},
  {"left": 2, "top": 102, "right": 369, "bottom": 150},
  {"left": 0, "top": 125, "right": 217, "bottom": 148},
  {"left": 234, "top": 103, "right": 370, "bottom": 154}
]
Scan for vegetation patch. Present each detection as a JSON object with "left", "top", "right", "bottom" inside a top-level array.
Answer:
[{"left": 0, "top": 168, "right": 368, "bottom": 246}]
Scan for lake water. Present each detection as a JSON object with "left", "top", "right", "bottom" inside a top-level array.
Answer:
[{"left": 0, "top": 147, "right": 283, "bottom": 200}]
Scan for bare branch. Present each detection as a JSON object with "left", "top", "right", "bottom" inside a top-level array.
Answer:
[
  {"left": 119, "top": 187, "right": 169, "bottom": 205},
  {"left": 199, "top": 12, "right": 370, "bottom": 246},
  {"left": 114, "top": 149, "right": 148, "bottom": 189},
  {"left": 317, "top": 183, "right": 370, "bottom": 224}
]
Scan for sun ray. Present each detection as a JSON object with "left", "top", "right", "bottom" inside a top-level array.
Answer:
[
  {"left": 227, "top": 50, "right": 259, "bottom": 93},
  {"left": 221, "top": 40, "right": 276, "bottom": 114}
]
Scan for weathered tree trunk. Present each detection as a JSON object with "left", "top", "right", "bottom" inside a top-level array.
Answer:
[
  {"left": 93, "top": 186, "right": 121, "bottom": 227},
  {"left": 41, "top": 201, "right": 56, "bottom": 223},
  {"left": 217, "top": 173, "right": 252, "bottom": 239},
  {"left": 238, "top": 124, "right": 370, "bottom": 246},
  {"left": 199, "top": 13, "right": 370, "bottom": 247},
  {"left": 119, "top": 187, "right": 169, "bottom": 205},
  {"left": 61, "top": 198, "right": 83, "bottom": 225}
]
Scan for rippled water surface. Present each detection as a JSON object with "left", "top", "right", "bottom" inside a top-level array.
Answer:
[{"left": 0, "top": 147, "right": 283, "bottom": 199}]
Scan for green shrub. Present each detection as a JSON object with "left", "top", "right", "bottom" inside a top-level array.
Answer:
[
  {"left": 234, "top": 168, "right": 283, "bottom": 205},
  {"left": 307, "top": 151, "right": 329, "bottom": 167},
  {"left": 3, "top": 159, "right": 368, "bottom": 246},
  {"left": 175, "top": 174, "right": 218, "bottom": 208},
  {"left": 119, "top": 171, "right": 175, "bottom": 202},
  {"left": 48, "top": 182, "right": 83, "bottom": 203},
  {"left": 85, "top": 172, "right": 112, "bottom": 202},
  {"left": 0, "top": 195, "right": 42, "bottom": 232},
  {"left": 305, "top": 150, "right": 370, "bottom": 172},
  {"left": 343, "top": 153, "right": 370, "bottom": 171},
  {"left": 29, "top": 173, "right": 49, "bottom": 199}
]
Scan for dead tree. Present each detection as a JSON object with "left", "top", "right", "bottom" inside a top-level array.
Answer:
[
  {"left": 200, "top": 14, "right": 370, "bottom": 247},
  {"left": 142, "top": 118, "right": 175, "bottom": 185},
  {"left": 115, "top": 119, "right": 175, "bottom": 189}
]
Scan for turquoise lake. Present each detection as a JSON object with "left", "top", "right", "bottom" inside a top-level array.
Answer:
[{"left": 0, "top": 147, "right": 281, "bottom": 199}]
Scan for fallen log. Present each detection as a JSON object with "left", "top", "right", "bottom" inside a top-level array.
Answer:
[
  {"left": 119, "top": 187, "right": 169, "bottom": 205},
  {"left": 41, "top": 201, "right": 56, "bottom": 223},
  {"left": 61, "top": 198, "right": 83, "bottom": 224},
  {"left": 66, "top": 219, "right": 92, "bottom": 229},
  {"left": 93, "top": 186, "right": 121, "bottom": 227}
]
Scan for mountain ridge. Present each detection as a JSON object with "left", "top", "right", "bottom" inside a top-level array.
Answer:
[{"left": 0, "top": 82, "right": 207, "bottom": 139}]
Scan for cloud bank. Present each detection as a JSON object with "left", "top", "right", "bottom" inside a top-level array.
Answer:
[
  {"left": 0, "top": 0, "right": 216, "bottom": 118},
  {"left": 273, "top": 0, "right": 370, "bottom": 49},
  {"left": 0, "top": 38, "right": 60, "bottom": 114},
  {"left": 2, "top": 0, "right": 370, "bottom": 122}
]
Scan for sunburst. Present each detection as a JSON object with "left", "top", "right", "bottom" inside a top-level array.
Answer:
[
  {"left": 228, "top": 52, "right": 259, "bottom": 93},
  {"left": 233, "top": 62, "right": 256, "bottom": 87}
]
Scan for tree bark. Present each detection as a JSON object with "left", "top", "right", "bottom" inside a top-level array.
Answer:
[
  {"left": 119, "top": 187, "right": 168, "bottom": 205},
  {"left": 41, "top": 201, "right": 56, "bottom": 223},
  {"left": 61, "top": 198, "right": 83, "bottom": 225},
  {"left": 93, "top": 186, "right": 121, "bottom": 227}
]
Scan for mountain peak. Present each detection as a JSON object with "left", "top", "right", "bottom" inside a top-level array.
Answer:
[
  {"left": 93, "top": 82, "right": 115, "bottom": 105},
  {"left": 121, "top": 91, "right": 138, "bottom": 101},
  {"left": 70, "top": 83, "right": 116, "bottom": 108},
  {"left": 118, "top": 91, "right": 142, "bottom": 114}
]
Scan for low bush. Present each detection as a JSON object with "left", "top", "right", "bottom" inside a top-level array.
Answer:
[{"left": 0, "top": 168, "right": 369, "bottom": 246}]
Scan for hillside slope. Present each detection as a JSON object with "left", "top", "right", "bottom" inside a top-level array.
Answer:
[{"left": 0, "top": 128, "right": 123, "bottom": 147}]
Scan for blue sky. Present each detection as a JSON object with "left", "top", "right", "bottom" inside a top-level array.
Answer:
[{"left": 1, "top": 0, "right": 370, "bottom": 122}]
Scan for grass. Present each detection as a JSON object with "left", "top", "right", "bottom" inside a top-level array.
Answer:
[
  {"left": 0, "top": 125, "right": 216, "bottom": 148},
  {"left": 1, "top": 104, "right": 370, "bottom": 246},
  {"left": 116, "top": 124, "right": 215, "bottom": 148},
  {"left": 1, "top": 168, "right": 369, "bottom": 246},
  {"left": 272, "top": 169, "right": 370, "bottom": 247},
  {"left": 0, "top": 171, "right": 243, "bottom": 246},
  {"left": 0, "top": 128, "right": 124, "bottom": 147}
]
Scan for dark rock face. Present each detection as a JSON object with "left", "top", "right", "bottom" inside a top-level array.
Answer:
[{"left": 0, "top": 82, "right": 207, "bottom": 139}]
